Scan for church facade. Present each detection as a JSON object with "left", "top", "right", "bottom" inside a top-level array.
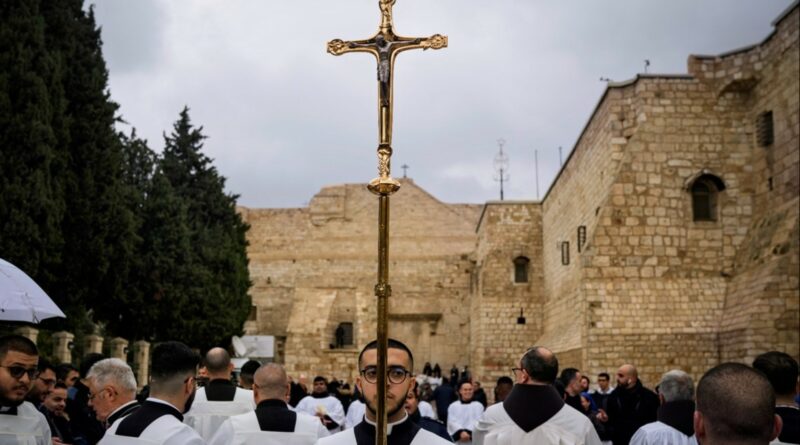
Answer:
[{"left": 239, "top": 4, "right": 799, "bottom": 391}]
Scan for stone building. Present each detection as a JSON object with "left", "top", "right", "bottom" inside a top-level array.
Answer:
[{"left": 240, "top": 4, "right": 799, "bottom": 392}]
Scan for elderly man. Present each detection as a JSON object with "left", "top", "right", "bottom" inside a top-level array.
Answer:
[
  {"left": 630, "top": 370, "right": 697, "bottom": 445},
  {"left": 87, "top": 358, "right": 140, "bottom": 428},
  {"left": 694, "top": 363, "right": 782, "bottom": 445},
  {"left": 602, "top": 364, "right": 659, "bottom": 445},
  {"left": 473, "top": 346, "right": 601, "bottom": 444},
  {"left": 296, "top": 376, "right": 346, "bottom": 433},
  {"left": 209, "top": 363, "right": 328, "bottom": 445},
  {"left": 317, "top": 338, "right": 451, "bottom": 445},
  {"left": 0, "top": 335, "right": 52, "bottom": 444},
  {"left": 100, "top": 341, "right": 204, "bottom": 444},
  {"left": 753, "top": 351, "right": 799, "bottom": 444}
]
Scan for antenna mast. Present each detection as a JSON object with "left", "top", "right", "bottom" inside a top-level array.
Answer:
[{"left": 493, "top": 138, "right": 510, "bottom": 200}]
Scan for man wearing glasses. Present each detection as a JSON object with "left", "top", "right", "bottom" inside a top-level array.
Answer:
[
  {"left": 317, "top": 338, "right": 451, "bottom": 445},
  {"left": 25, "top": 358, "right": 56, "bottom": 408},
  {"left": 99, "top": 341, "right": 204, "bottom": 445},
  {"left": 86, "top": 358, "right": 140, "bottom": 428},
  {"left": 472, "top": 346, "right": 601, "bottom": 445},
  {"left": 0, "top": 334, "right": 52, "bottom": 444}
]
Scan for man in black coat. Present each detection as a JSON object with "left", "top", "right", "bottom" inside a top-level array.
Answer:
[{"left": 600, "top": 364, "right": 659, "bottom": 445}]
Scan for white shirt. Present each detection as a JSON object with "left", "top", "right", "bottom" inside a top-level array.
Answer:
[
  {"left": 295, "top": 395, "right": 346, "bottom": 432},
  {"left": 344, "top": 400, "right": 365, "bottom": 429},
  {"left": 316, "top": 414, "right": 452, "bottom": 445},
  {"left": 590, "top": 387, "right": 614, "bottom": 395},
  {"left": 630, "top": 421, "right": 698, "bottom": 445},
  {"left": 473, "top": 403, "right": 602, "bottom": 445},
  {"left": 447, "top": 400, "right": 484, "bottom": 436},
  {"left": 208, "top": 406, "right": 329, "bottom": 445},
  {"left": 0, "top": 401, "right": 51, "bottom": 445},
  {"left": 101, "top": 398, "right": 205, "bottom": 445}
]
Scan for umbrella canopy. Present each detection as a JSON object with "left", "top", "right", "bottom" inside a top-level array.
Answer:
[{"left": 0, "top": 258, "right": 66, "bottom": 323}]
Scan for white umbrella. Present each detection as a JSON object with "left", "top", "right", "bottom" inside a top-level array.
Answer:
[{"left": 0, "top": 257, "right": 66, "bottom": 323}]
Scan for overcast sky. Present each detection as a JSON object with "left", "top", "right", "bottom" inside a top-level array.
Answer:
[{"left": 92, "top": 0, "right": 793, "bottom": 208}]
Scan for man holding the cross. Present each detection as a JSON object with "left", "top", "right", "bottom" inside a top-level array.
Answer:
[{"left": 316, "top": 339, "right": 451, "bottom": 445}]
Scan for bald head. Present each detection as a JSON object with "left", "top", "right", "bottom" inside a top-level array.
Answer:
[
  {"left": 205, "top": 347, "right": 232, "bottom": 378},
  {"left": 617, "top": 364, "right": 638, "bottom": 389},
  {"left": 520, "top": 346, "right": 559, "bottom": 384},
  {"left": 253, "top": 364, "right": 290, "bottom": 402}
]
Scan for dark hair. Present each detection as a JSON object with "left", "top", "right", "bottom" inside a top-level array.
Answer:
[
  {"left": 37, "top": 357, "right": 55, "bottom": 373},
  {"left": 496, "top": 376, "right": 514, "bottom": 386},
  {"left": 457, "top": 379, "right": 473, "bottom": 390},
  {"left": 696, "top": 363, "right": 775, "bottom": 442},
  {"left": 313, "top": 376, "right": 327, "bottom": 383},
  {"left": 358, "top": 338, "right": 414, "bottom": 370},
  {"left": 53, "top": 382, "right": 68, "bottom": 391},
  {"left": 240, "top": 360, "right": 261, "bottom": 377},
  {"left": 521, "top": 346, "right": 559, "bottom": 383},
  {"left": 580, "top": 375, "right": 590, "bottom": 384},
  {"left": 0, "top": 335, "right": 38, "bottom": 360},
  {"left": 753, "top": 351, "right": 799, "bottom": 395},
  {"left": 151, "top": 341, "right": 200, "bottom": 381},
  {"left": 56, "top": 363, "right": 78, "bottom": 382},
  {"left": 80, "top": 353, "right": 106, "bottom": 378},
  {"left": 598, "top": 372, "right": 610, "bottom": 380},
  {"left": 560, "top": 368, "right": 580, "bottom": 386}
]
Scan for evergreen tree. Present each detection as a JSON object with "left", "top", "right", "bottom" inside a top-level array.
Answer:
[
  {"left": 38, "top": 0, "right": 137, "bottom": 335},
  {"left": 157, "top": 107, "right": 252, "bottom": 349},
  {"left": 0, "top": 0, "right": 66, "bottom": 294}
]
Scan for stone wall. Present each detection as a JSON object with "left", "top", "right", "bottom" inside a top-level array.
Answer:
[
  {"left": 472, "top": 202, "right": 544, "bottom": 400},
  {"left": 240, "top": 179, "right": 481, "bottom": 381}
]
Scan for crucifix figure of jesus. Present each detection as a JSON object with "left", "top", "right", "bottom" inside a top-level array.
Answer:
[{"left": 328, "top": 0, "right": 446, "bottom": 193}]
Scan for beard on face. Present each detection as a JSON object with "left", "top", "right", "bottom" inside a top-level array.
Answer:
[
  {"left": 365, "top": 390, "right": 407, "bottom": 419},
  {"left": 0, "top": 388, "right": 28, "bottom": 407}
]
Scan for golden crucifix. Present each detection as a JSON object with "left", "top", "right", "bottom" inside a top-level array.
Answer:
[{"left": 327, "top": 1, "right": 446, "bottom": 444}]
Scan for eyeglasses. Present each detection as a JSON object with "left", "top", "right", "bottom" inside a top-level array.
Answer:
[
  {"left": 511, "top": 367, "right": 524, "bottom": 377},
  {"left": 0, "top": 365, "right": 39, "bottom": 380},
  {"left": 360, "top": 366, "right": 410, "bottom": 384},
  {"left": 38, "top": 376, "right": 56, "bottom": 386}
]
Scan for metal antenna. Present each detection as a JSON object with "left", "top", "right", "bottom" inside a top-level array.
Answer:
[
  {"left": 493, "top": 138, "right": 510, "bottom": 201},
  {"left": 534, "top": 149, "right": 540, "bottom": 200},
  {"left": 644, "top": 59, "right": 650, "bottom": 74},
  {"left": 401, "top": 164, "right": 409, "bottom": 178}
]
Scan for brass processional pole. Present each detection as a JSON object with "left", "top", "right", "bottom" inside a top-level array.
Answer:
[{"left": 327, "top": 1, "right": 446, "bottom": 444}]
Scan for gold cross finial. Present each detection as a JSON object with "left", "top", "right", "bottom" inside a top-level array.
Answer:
[{"left": 327, "top": 0, "right": 447, "bottom": 195}]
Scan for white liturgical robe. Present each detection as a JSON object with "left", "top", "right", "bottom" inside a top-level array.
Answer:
[
  {"left": 316, "top": 414, "right": 452, "bottom": 445},
  {"left": 344, "top": 400, "right": 365, "bottom": 429},
  {"left": 0, "top": 402, "right": 51, "bottom": 445},
  {"left": 419, "top": 401, "right": 436, "bottom": 420},
  {"left": 447, "top": 400, "right": 484, "bottom": 437},
  {"left": 630, "top": 421, "right": 698, "bottom": 445},
  {"left": 473, "top": 403, "right": 601, "bottom": 445},
  {"left": 296, "top": 394, "right": 346, "bottom": 432},
  {"left": 101, "top": 398, "right": 204, "bottom": 445},
  {"left": 208, "top": 400, "right": 329, "bottom": 445},
  {"left": 184, "top": 383, "right": 256, "bottom": 441}
]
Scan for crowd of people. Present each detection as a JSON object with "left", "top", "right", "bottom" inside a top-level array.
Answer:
[{"left": 0, "top": 333, "right": 797, "bottom": 445}]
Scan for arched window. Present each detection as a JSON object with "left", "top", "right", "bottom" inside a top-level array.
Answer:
[
  {"left": 690, "top": 174, "right": 725, "bottom": 222},
  {"left": 514, "top": 256, "right": 529, "bottom": 283}
]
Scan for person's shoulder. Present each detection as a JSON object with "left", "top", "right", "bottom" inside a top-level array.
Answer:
[{"left": 315, "top": 428, "right": 355, "bottom": 445}]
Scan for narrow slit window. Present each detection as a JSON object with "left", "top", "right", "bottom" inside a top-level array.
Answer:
[{"left": 514, "top": 256, "right": 529, "bottom": 283}]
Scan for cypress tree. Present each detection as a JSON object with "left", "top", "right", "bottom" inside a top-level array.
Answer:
[
  {"left": 38, "top": 0, "right": 137, "bottom": 335},
  {"left": 0, "top": 0, "right": 66, "bottom": 294},
  {"left": 158, "top": 107, "right": 251, "bottom": 349}
]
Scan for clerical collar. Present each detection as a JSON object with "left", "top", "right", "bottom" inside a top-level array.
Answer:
[
  {"left": 363, "top": 412, "right": 415, "bottom": 435},
  {"left": 503, "top": 384, "right": 564, "bottom": 433},
  {"left": 311, "top": 391, "right": 330, "bottom": 399},
  {"left": 459, "top": 398, "right": 473, "bottom": 404},
  {"left": 0, "top": 405, "right": 18, "bottom": 415},
  {"left": 657, "top": 400, "right": 695, "bottom": 437}
]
